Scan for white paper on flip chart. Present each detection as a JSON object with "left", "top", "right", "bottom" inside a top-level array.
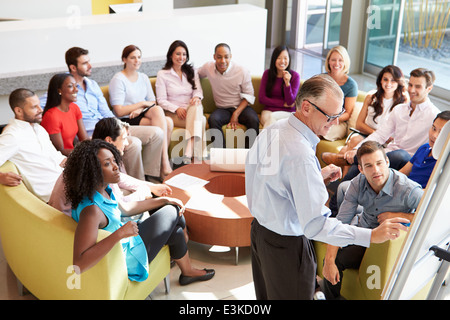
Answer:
[
  {"left": 185, "top": 188, "right": 224, "bottom": 212},
  {"left": 164, "top": 173, "right": 209, "bottom": 191}
]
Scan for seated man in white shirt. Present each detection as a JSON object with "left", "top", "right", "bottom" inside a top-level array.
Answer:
[
  {"left": 198, "top": 43, "right": 260, "bottom": 149},
  {"left": 344, "top": 68, "right": 440, "bottom": 166},
  {"left": 327, "top": 68, "right": 440, "bottom": 216},
  {"left": 0, "top": 88, "right": 66, "bottom": 202},
  {"left": 0, "top": 171, "right": 22, "bottom": 186}
]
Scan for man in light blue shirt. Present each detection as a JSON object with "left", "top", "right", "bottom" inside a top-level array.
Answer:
[
  {"left": 322, "top": 141, "right": 423, "bottom": 299},
  {"left": 73, "top": 75, "right": 115, "bottom": 134},
  {"left": 64, "top": 47, "right": 164, "bottom": 180},
  {"left": 245, "top": 74, "right": 409, "bottom": 300}
]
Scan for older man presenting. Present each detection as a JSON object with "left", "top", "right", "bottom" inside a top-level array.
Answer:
[{"left": 245, "top": 74, "right": 409, "bottom": 300}]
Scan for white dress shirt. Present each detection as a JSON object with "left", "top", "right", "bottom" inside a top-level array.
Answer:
[
  {"left": 357, "top": 98, "right": 440, "bottom": 155},
  {"left": 0, "top": 119, "right": 65, "bottom": 202},
  {"left": 245, "top": 114, "right": 372, "bottom": 248},
  {"left": 365, "top": 97, "right": 394, "bottom": 130},
  {"left": 198, "top": 61, "right": 255, "bottom": 108}
]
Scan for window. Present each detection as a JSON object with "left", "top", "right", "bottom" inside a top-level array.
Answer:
[
  {"left": 288, "top": 0, "right": 344, "bottom": 57},
  {"left": 364, "top": 0, "right": 450, "bottom": 97}
]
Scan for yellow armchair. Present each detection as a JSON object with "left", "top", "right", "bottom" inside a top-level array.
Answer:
[
  {"left": 314, "top": 231, "right": 430, "bottom": 300},
  {"left": 0, "top": 161, "right": 170, "bottom": 300}
]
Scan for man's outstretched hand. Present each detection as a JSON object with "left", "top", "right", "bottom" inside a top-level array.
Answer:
[{"left": 371, "top": 217, "right": 410, "bottom": 243}]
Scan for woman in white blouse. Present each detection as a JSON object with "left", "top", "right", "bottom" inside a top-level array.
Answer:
[
  {"left": 351, "top": 65, "right": 408, "bottom": 147},
  {"left": 156, "top": 40, "right": 206, "bottom": 164},
  {"left": 322, "top": 65, "right": 408, "bottom": 174},
  {"left": 109, "top": 45, "right": 173, "bottom": 178}
]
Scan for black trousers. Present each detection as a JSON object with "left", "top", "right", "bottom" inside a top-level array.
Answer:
[
  {"left": 208, "top": 106, "right": 260, "bottom": 148},
  {"left": 321, "top": 245, "right": 366, "bottom": 299},
  {"left": 138, "top": 205, "right": 187, "bottom": 262},
  {"left": 251, "top": 219, "right": 317, "bottom": 300}
]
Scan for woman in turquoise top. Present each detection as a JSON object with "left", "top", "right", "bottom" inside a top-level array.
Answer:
[
  {"left": 64, "top": 139, "right": 214, "bottom": 285},
  {"left": 323, "top": 45, "right": 358, "bottom": 141}
]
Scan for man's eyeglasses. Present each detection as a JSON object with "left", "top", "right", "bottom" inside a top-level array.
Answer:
[{"left": 305, "top": 100, "right": 345, "bottom": 123}]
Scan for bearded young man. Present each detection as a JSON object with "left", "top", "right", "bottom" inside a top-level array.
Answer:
[{"left": 0, "top": 88, "right": 65, "bottom": 202}]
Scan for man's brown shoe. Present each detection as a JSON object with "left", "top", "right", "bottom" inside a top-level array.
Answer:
[{"left": 321, "top": 152, "right": 349, "bottom": 167}]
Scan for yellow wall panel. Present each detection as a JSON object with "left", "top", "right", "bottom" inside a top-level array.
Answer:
[{"left": 91, "top": 0, "right": 141, "bottom": 15}]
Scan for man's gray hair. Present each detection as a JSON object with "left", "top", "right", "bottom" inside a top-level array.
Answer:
[{"left": 295, "top": 74, "right": 343, "bottom": 110}]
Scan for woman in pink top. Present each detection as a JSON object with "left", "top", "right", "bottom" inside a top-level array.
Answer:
[
  {"left": 156, "top": 40, "right": 206, "bottom": 163},
  {"left": 42, "top": 73, "right": 89, "bottom": 156}
]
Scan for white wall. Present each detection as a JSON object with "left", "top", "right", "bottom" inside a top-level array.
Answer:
[
  {"left": 141, "top": 0, "right": 174, "bottom": 12},
  {"left": 0, "top": 4, "right": 267, "bottom": 124},
  {"left": 0, "top": 4, "right": 266, "bottom": 75},
  {"left": 0, "top": 0, "right": 92, "bottom": 20}
]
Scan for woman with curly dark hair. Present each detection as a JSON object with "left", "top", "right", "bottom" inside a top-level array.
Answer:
[{"left": 64, "top": 139, "right": 214, "bottom": 284}]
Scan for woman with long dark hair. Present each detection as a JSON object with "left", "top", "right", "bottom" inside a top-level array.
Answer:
[
  {"left": 41, "top": 73, "right": 88, "bottom": 155},
  {"left": 109, "top": 44, "right": 173, "bottom": 178},
  {"left": 259, "top": 45, "right": 300, "bottom": 128},
  {"left": 322, "top": 65, "right": 408, "bottom": 175},
  {"left": 65, "top": 139, "right": 214, "bottom": 285},
  {"left": 156, "top": 40, "right": 206, "bottom": 163},
  {"left": 355, "top": 65, "right": 407, "bottom": 136}
]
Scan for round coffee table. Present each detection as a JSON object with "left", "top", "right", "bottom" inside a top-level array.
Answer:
[{"left": 164, "top": 161, "right": 252, "bottom": 264}]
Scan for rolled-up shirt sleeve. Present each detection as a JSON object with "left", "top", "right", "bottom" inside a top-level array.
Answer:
[
  {"left": 308, "top": 216, "right": 372, "bottom": 248},
  {"left": 287, "top": 158, "right": 372, "bottom": 248},
  {"left": 240, "top": 70, "right": 255, "bottom": 105},
  {"left": 336, "top": 178, "right": 362, "bottom": 225},
  {"left": 406, "top": 185, "right": 424, "bottom": 212},
  {"left": 193, "top": 70, "right": 204, "bottom": 100},
  {"left": 90, "top": 80, "right": 115, "bottom": 118}
]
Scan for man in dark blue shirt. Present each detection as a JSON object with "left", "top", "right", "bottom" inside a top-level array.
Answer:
[{"left": 399, "top": 111, "right": 450, "bottom": 188}]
